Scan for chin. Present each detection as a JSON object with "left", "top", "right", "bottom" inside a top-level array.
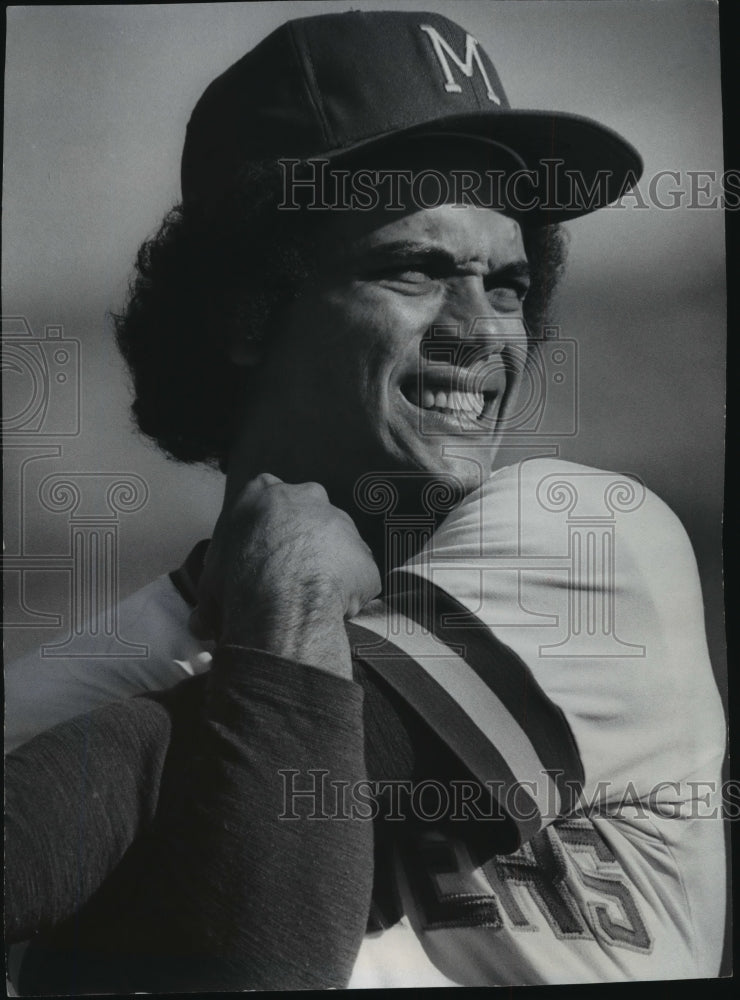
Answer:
[
  {"left": 380, "top": 442, "right": 498, "bottom": 510},
  {"left": 387, "top": 396, "right": 501, "bottom": 484},
  {"left": 430, "top": 452, "right": 495, "bottom": 495},
  {"left": 412, "top": 434, "right": 501, "bottom": 486}
]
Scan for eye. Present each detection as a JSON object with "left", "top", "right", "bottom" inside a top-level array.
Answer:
[
  {"left": 371, "top": 263, "right": 446, "bottom": 291},
  {"left": 485, "top": 280, "right": 529, "bottom": 311},
  {"left": 388, "top": 269, "right": 435, "bottom": 283}
]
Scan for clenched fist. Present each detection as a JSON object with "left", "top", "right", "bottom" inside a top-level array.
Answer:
[{"left": 194, "top": 473, "right": 381, "bottom": 677}]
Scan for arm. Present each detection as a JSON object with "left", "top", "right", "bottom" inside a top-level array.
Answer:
[
  {"left": 7, "top": 643, "right": 494, "bottom": 992},
  {"left": 8, "top": 475, "right": 382, "bottom": 993},
  {"left": 7, "top": 474, "right": 514, "bottom": 991},
  {"left": 5, "top": 677, "right": 195, "bottom": 943},
  {"left": 9, "top": 646, "right": 371, "bottom": 993}
]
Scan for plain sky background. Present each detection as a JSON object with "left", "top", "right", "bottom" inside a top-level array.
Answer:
[{"left": 1, "top": 0, "right": 730, "bottom": 976}]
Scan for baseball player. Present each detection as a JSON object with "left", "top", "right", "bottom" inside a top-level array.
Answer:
[{"left": 5, "top": 9, "right": 727, "bottom": 991}]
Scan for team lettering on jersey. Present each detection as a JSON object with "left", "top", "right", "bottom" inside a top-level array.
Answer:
[{"left": 400, "top": 817, "right": 652, "bottom": 953}]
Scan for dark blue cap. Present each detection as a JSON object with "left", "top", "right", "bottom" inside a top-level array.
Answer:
[{"left": 181, "top": 10, "right": 643, "bottom": 220}]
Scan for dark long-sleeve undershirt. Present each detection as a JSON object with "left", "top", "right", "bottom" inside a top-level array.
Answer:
[
  {"left": 6, "top": 644, "right": 511, "bottom": 993},
  {"left": 7, "top": 646, "right": 372, "bottom": 992}
]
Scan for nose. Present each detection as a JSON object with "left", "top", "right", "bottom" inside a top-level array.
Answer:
[{"left": 426, "top": 276, "right": 525, "bottom": 370}]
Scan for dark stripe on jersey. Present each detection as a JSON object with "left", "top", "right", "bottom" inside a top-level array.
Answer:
[
  {"left": 169, "top": 540, "right": 210, "bottom": 607},
  {"left": 169, "top": 540, "right": 580, "bottom": 824},
  {"left": 347, "top": 621, "right": 541, "bottom": 847},
  {"left": 390, "top": 571, "right": 584, "bottom": 812}
]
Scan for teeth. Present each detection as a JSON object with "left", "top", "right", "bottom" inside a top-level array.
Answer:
[
  {"left": 405, "top": 380, "right": 489, "bottom": 416},
  {"left": 417, "top": 388, "right": 485, "bottom": 415},
  {"left": 449, "top": 390, "right": 484, "bottom": 414}
]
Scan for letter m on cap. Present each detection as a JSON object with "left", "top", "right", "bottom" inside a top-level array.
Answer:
[{"left": 420, "top": 24, "right": 501, "bottom": 105}]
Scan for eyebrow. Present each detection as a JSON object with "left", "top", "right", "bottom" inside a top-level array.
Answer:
[
  {"left": 354, "top": 239, "right": 531, "bottom": 281},
  {"left": 485, "top": 260, "right": 531, "bottom": 285}
]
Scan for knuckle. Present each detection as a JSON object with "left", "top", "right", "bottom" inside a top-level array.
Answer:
[
  {"left": 303, "top": 481, "right": 329, "bottom": 499},
  {"left": 333, "top": 506, "right": 358, "bottom": 529},
  {"left": 254, "top": 471, "right": 282, "bottom": 489}
]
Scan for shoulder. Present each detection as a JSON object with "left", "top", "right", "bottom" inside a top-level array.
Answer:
[
  {"left": 412, "top": 456, "right": 716, "bottom": 692},
  {"left": 432, "top": 458, "right": 696, "bottom": 580},
  {"left": 419, "top": 457, "right": 724, "bottom": 753},
  {"left": 401, "top": 460, "right": 725, "bottom": 793}
]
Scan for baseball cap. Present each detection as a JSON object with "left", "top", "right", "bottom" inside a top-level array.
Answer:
[{"left": 181, "top": 9, "right": 643, "bottom": 222}]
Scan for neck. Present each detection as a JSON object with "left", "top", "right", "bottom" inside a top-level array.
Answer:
[{"left": 223, "top": 452, "right": 456, "bottom": 582}]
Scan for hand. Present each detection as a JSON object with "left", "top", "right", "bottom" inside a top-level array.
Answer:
[{"left": 193, "top": 474, "right": 381, "bottom": 676}]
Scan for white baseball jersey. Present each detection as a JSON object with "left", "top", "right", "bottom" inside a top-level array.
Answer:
[{"left": 4, "top": 459, "right": 727, "bottom": 986}]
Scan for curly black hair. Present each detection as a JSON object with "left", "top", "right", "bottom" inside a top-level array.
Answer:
[{"left": 113, "top": 161, "right": 569, "bottom": 469}]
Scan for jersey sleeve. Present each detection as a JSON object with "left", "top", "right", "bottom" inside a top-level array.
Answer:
[{"left": 349, "top": 457, "right": 726, "bottom": 845}]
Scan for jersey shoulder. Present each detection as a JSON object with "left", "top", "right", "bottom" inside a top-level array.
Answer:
[
  {"left": 487, "top": 457, "right": 693, "bottom": 565},
  {"left": 405, "top": 458, "right": 725, "bottom": 791},
  {"left": 429, "top": 458, "right": 703, "bottom": 615}
]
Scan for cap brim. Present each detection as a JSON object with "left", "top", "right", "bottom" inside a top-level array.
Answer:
[{"left": 321, "top": 110, "right": 643, "bottom": 224}]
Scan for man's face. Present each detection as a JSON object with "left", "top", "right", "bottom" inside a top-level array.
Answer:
[{"left": 233, "top": 181, "right": 530, "bottom": 504}]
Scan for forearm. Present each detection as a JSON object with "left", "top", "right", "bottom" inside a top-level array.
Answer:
[
  {"left": 5, "top": 685, "right": 189, "bottom": 942},
  {"left": 129, "top": 645, "right": 372, "bottom": 989},
  {"left": 14, "top": 646, "right": 372, "bottom": 994},
  {"left": 221, "top": 587, "right": 354, "bottom": 679},
  {"left": 7, "top": 621, "right": 501, "bottom": 992}
]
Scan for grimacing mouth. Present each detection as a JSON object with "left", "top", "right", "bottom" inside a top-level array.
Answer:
[{"left": 399, "top": 361, "right": 507, "bottom": 424}]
